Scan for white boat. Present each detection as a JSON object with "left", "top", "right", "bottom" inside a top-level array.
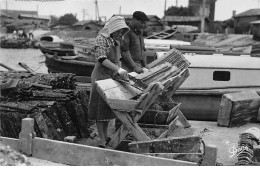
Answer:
[
  {"left": 144, "top": 39, "right": 191, "bottom": 50},
  {"left": 144, "top": 39, "right": 190, "bottom": 63},
  {"left": 37, "top": 35, "right": 64, "bottom": 48},
  {"left": 156, "top": 52, "right": 260, "bottom": 121}
]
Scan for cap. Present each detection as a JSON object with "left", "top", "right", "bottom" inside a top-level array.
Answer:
[{"left": 133, "top": 11, "right": 149, "bottom": 21}]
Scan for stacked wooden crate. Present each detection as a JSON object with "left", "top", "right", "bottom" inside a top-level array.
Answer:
[{"left": 0, "top": 72, "right": 90, "bottom": 141}]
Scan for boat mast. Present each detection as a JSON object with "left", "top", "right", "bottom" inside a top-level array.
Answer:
[
  {"left": 95, "top": 0, "right": 100, "bottom": 21},
  {"left": 201, "top": 0, "right": 206, "bottom": 33},
  {"left": 164, "top": 0, "right": 167, "bottom": 26},
  {"left": 5, "top": 0, "right": 8, "bottom": 15}
]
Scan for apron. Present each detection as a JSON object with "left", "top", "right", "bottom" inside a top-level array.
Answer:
[{"left": 88, "top": 43, "right": 120, "bottom": 121}]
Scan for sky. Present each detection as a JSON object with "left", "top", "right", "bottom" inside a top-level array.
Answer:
[{"left": 0, "top": 0, "right": 260, "bottom": 21}]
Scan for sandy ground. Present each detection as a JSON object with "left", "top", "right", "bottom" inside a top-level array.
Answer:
[
  {"left": 1, "top": 120, "right": 259, "bottom": 166},
  {"left": 171, "top": 120, "right": 260, "bottom": 166},
  {"left": 57, "top": 120, "right": 260, "bottom": 166}
]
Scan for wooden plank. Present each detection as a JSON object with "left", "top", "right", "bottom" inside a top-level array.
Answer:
[
  {"left": 113, "top": 110, "right": 151, "bottom": 142},
  {"left": 144, "top": 153, "right": 202, "bottom": 163},
  {"left": 107, "top": 102, "right": 180, "bottom": 149},
  {"left": 96, "top": 79, "right": 142, "bottom": 110},
  {"left": 217, "top": 91, "right": 260, "bottom": 127},
  {"left": 96, "top": 80, "right": 142, "bottom": 111},
  {"left": 201, "top": 144, "right": 218, "bottom": 166},
  {"left": 167, "top": 103, "right": 180, "bottom": 123},
  {"left": 19, "top": 118, "right": 35, "bottom": 155},
  {"left": 0, "top": 136, "right": 19, "bottom": 151},
  {"left": 154, "top": 66, "right": 180, "bottom": 83},
  {"left": 135, "top": 82, "right": 164, "bottom": 113},
  {"left": 157, "top": 116, "right": 179, "bottom": 139},
  {"left": 217, "top": 95, "right": 233, "bottom": 126},
  {"left": 128, "top": 136, "right": 201, "bottom": 154},
  {"left": 106, "top": 124, "right": 129, "bottom": 149},
  {"left": 138, "top": 106, "right": 174, "bottom": 125},
  {"left": 176, "top": 109, "right": 191, "bottom": 128},
  {"left": 256, "top": 108, "right": 260, "bottom": 122},
  {"left": 96, "top": 78, "right": 142, "bottom": 95},
  {"left": 253, "top": 145, "right": 260, "bottom": 163},
  {"left": 138, "top": 110, "right": 168, "bottom": 124},
  {"left": 32, "top": 137, "right": 196, "bottom": 166},
  {"left": 75, "top": 76, "right": 91, "bottom": 83},
  {"left": 165, "top": 69, "right": 190, "bottom": 99},
  {"left": 135, "top": 62, "right": 172, "bottom": 80}
]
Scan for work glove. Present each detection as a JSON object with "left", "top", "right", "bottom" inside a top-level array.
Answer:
[
  {"left": 133, "top": 66, "right": 144, "bottom": 74},
  {"left": 142, "top": 67, "right": 149, "bottom": 72},
  {"left": 117, "top": 68, "right": 129, "bottom": 80},
  {"left": 145, "top": 65, "right": 151, "bottom": 69}
]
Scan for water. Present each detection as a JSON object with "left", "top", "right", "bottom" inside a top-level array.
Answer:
[{"left": 0, "top": 48, "right": 48, "bottom": 73}]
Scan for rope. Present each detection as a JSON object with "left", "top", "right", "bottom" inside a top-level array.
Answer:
[{"left": 33, "top": 62, "right": 45, "bottom": 72}]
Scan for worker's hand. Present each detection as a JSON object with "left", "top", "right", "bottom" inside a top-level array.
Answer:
[
  {"left": 145, "top": 65, "right": 151, "bottom": 69},
  {"left": 142, "top": 67, "right": 149, "bottom": 72},
  {"left": 133, "top": 66, "right": 144, "bottom": 74},
  {"left": 117, "top": 68, "right": 129, "bottom": 80}
]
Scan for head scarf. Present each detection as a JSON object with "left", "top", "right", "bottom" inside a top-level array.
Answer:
[{"left": 99, "top": 16, "right": 129, "bottom": 37}]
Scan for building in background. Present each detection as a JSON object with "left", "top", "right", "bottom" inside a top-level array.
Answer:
[
  {"left": 18, "top": 14, "right": 50, "bottom": 26},
  {"left": 164, "top": 16, "right": 210, "bottom": 32},
  {"left": 0, "top": 11, "right": 14, "bottom": 26},
  {"left": 188, "top": 0, "right": 217, "bottom": 22},
  {"left": 250, "top": 20, "right": 260, "bottom": 40},
  {"left": 72, "top": 20, "right": 103, "bottom": 31},
  {"left": 0, "top": 9, "right": 37, "bottom": 20},
  {"left": 233, "top": 9, "right": 260, "bottom": 34},
  {"left": 189, "top": 0, "right": 217, "bottom": 32},
  {"left": 113, "top": 14, "right": 163, "bottom": 36}
]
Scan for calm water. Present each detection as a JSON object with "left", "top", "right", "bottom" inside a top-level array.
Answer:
[{"left": 0, "top": 48, "right": 48, "bottom": 73}]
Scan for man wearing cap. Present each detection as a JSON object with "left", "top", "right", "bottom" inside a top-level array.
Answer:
[{"left": 121, "top": 11, "right": 150, "bottom": 74}]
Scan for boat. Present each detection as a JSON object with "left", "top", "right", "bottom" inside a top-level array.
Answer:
[
  {"left": 39, "top": 46, "right": 75, "bottom": 56},
  {"left": 36, "top": 35, "right": 64, "bottom": 48},
  {"left": 155, "top": 52, "right": 260, "bottom": 121},
  {"left": 0, "top": 37, "right": 34, "bottom": 49},
  {"left": 73, "top": 38, "right": 96, "bottom": 62},
  {"left": 44, "top": 54, "right": 96, "bottom": 82}
]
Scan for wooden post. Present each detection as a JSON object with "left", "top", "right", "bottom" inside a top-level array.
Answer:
[
  {"left": 257, "top": 107, "right": 260, "bottom": 122},
  {"left": 201, "top": 144, "right": 218, "bottom": 166},
  {"left": 128, "top": 136, "right": 201, "bottom": 154},
  {"left": 19, "top": 118, "right": 36, "bottom": 156},
  {"left": 217, "top": 91, "right": 260, "bottom": 127},
  {"left": 201, "top": 0, "right": 206, "bottom": 33},
  {"left": 253, "top": 145, "right": 260, "bottom": 163}
]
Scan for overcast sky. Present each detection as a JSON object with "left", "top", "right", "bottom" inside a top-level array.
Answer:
[{"left": 0, "top": 0, "right": 259, "bottom": 21}]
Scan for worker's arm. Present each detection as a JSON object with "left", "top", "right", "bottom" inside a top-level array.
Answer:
[
  {"left": 121, "top": 35, "right": 143, "bottom": 73},
  {"left": 121, "top": 51, "right": 143, "bottom": 73},
  {"left": 141, "top": 38, "right": 150, "bottom": 69},
  {"left": 95, "top": 36, "right": 128, "bottom": 80},
  {"left": 100, "top": 58, "right": 128, "bottom": 80}
]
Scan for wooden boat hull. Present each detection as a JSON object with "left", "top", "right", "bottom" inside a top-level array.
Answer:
[
  {"left": 40, "top": 46, "right": 75, "bottom": 56},
  {"left": 0, "top": 38, "right": 33, "bottom": 49},
  {"left": 45, "top": 54, "right": 95, "bottom": 77},
  {"left": 172, "top": 88, "right": 260, "bottom": 121}
]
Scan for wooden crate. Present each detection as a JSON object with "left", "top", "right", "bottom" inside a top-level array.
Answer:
[
  {"left": 95, "top": 79, "right": 144, "bottom": 111},
  {"left": 217, "top": 91, "right": 260, "bottom": 127}
]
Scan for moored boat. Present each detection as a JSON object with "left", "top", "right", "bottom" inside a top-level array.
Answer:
[
  {"left": 0, "top": 37, "right": 34, "bottom": 49},
  {"left": 156, "top": 52, "right": 260, "bottom": 121},
  {"left": 39, "top": 46, "right": 75, "bottom": 56},
  {"left": 73, "top": 38, "right": 96, "bottom": 62},
  {"left": 36, "top": 35, "right": 64, "bottom": 48},
  {"left": 44, "top": 54, "right": 95, "bottom": 79}
]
